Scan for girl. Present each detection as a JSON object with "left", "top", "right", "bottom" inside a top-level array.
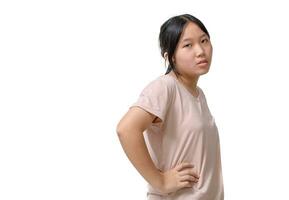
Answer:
[{"left": 116, "top": 14, "right": 224, "bottom": 200}]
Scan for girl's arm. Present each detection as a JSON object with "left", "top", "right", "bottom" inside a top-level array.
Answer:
[{"left": 116, "top": 107, "right": 163, "bottom": 190}]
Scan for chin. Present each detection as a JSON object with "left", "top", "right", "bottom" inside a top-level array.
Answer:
[{"left": 199, "top": 68, "right": 210, "bottom": 75}]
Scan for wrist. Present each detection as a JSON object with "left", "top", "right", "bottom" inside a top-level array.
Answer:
[{"left": 152, "top": 170, "right": 164, "bottom": 192}]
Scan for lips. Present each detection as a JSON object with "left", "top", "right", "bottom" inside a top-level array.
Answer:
[{"left": 197, "top": 59, "right": 208, "bottom": 64}]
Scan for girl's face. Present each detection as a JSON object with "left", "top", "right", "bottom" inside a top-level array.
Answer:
[{"left": 173, "top": 22, "right": 213, "bottom": 78}]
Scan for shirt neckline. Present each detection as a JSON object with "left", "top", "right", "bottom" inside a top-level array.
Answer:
[{"left": 165, "top": 74, "right": 201, "bottom": 100}]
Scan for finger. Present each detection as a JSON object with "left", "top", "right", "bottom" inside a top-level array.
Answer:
[
  {"left": 180, "top": 181, "right": 193, "bottom": 188},
  {"left": 179, "top": 169, "right": 200, "bottom": 179},
  {"left": 175, "top": 163, "right": 194, "bottom": 172},
  {"left": 180, "top": 175, "right": 199, "bottom": 183}
]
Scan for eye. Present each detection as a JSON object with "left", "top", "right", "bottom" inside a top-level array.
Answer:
[
  {"left": 201, "top": 38, "right": 209, "bottom": 43},
  {"left": 184, "top": 44, "right": 192, "bottom": 48}
]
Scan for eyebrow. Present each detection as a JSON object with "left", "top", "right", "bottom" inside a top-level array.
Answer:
[{"left": 182, "top": 34, "right": 207, "bottom": 42}]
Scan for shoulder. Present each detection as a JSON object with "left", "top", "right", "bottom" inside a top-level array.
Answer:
[
  {"left": 197, "top": 86, "right": 209, "bottom": 103},
  {"left": 143, "top": 74, "right": 175, "bottom": 93},
  {"left": 137, "top": 74, "right": 175, "bottom": 106},
  {"left": 197, "top": 85, "right": 204, "bottom": 96}
]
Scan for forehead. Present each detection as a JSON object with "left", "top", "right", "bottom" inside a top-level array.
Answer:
[{"left": 180, "top": 22, "right": 207, "bottom": 41}]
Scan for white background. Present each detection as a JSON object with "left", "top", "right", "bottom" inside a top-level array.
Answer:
[{"left": 1, "top": 0, "right": 288, "bottom": 199}]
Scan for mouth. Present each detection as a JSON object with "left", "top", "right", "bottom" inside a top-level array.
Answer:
[
  {"left": 196, "top": 60, "right": 208, "bottom": 67},
  {"left": 196, "top": 59, "right": 208, "bottom": 65}
]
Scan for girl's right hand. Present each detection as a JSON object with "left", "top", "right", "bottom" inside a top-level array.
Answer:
[{"left": 159, "top": 162, "right": 200, "bottom": 194}]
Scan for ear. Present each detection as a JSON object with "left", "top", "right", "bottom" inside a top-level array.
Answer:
[
  {"left": 164, "top": 52, "right": 168, "bottom": 60},
  {"left": 164, "top": 52, "right": 176, "bottom": 64}
]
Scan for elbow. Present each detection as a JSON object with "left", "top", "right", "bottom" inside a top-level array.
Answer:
[
  {"left": 116, "top": 127, "right": 122, "bottom": 137},
  {"left": 116, "top": 122, "right": 138, "bottom": 138},
  {"left": 116, "top": 122, "right": 126, "bottom": 137}
]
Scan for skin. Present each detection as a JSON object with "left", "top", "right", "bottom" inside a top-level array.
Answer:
[
  {"left": 117, "top": 108, "right": 199, "bottom": 195},
  {"left": 116, "top": 21, "right": 211, "bottom": 195},
  {"left": 167, "top": 22, "right": 213, "bottom": 97}
]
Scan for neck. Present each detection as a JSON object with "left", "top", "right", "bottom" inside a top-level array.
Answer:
[{"left": 169, "top": 71, "right": 199, "bottom": 92}]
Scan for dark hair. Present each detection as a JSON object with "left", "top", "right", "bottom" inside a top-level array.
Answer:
[{"left": 159, "top": 14, "right": 210, "bottom": 75}]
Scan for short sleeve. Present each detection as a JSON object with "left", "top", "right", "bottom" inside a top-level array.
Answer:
[{"left": 130, "top": 77, "right": 172, "bottom": 122}]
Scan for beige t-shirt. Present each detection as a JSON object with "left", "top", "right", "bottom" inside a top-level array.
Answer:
[{"left": 130, "top": 74, "right": 224, "bottom": 200}]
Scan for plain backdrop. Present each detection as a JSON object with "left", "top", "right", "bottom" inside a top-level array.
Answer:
[{"left": 1, "top": 0, "right": 289, "bottom": 199}]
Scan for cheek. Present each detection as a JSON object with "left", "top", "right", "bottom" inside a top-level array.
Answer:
[
  {"left": 206, "top": 45, "right": 213, "bottom": 57},
  {"left": 175, "top": 52, "right": 196, "bottom": 65},
  {"left": 207, "top": 50, "right": 213, "bottom": 63}
]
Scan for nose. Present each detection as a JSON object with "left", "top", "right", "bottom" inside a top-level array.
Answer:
[{"left": 195, "top": 44, "right": 205, "bottom": 57}]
